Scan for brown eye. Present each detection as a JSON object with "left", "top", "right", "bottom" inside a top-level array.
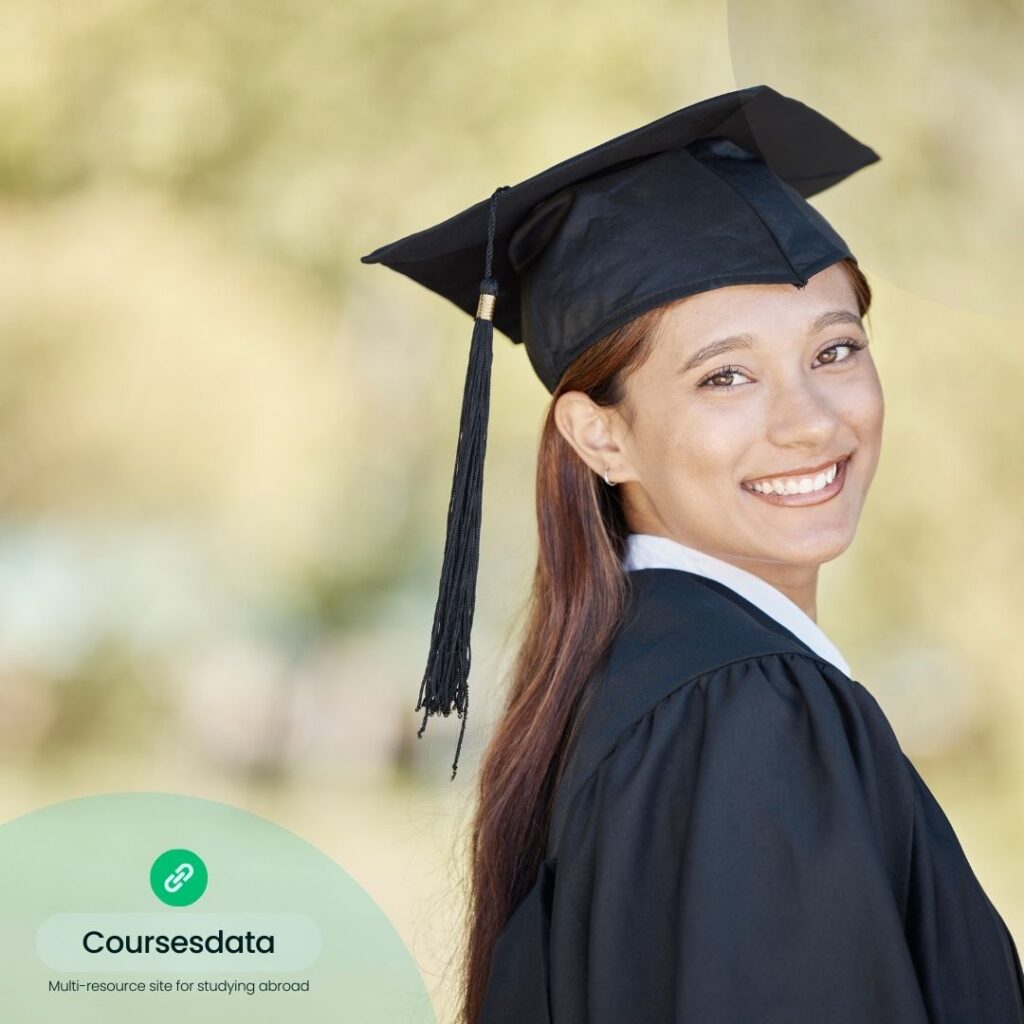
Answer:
[
  {"left": 816, "top": 339, "right": 866, "bottom": 365},
  {"left": 697, "top": 365, "right": 751, "bottom": 389}
]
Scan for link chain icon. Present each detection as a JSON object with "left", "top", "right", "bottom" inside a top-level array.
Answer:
[
  {"left": 150, "top": 849, "right": 208, "bottom": 906},
  {"left": 164, "top": 861, "right": 194, "bottom": 893}
]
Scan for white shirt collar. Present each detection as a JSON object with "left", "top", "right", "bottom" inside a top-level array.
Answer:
[{"left": 621, "top": 532, "right": 852, "bottom": 678}]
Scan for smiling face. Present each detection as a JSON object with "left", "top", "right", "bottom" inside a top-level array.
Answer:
[
  {"left": 619, "top": 261, "right": 884, "bottom": 575},
  {"left": 555, "top": 261, "right": 885, "bottom": 590}
]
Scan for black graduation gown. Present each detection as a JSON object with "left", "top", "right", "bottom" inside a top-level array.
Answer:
[{"left": 477, "top": 567, "right": 1024, "bottom": 1023}]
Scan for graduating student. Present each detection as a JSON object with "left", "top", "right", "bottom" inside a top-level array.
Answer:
[{"left": 361, "top": 84, "right": 1024, "bottom": 1024}]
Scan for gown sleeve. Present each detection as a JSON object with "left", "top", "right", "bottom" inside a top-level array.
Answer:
[{"left": 541, "top": 651, "right": 933, "bottom": 1024}]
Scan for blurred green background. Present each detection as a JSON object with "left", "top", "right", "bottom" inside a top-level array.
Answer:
[{"left": 0, "top": 0, "right": 1021, "bottom": 1019}]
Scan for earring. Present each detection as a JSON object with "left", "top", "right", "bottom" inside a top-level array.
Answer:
[{"left": 603, "top": 466, "right": 617, "bottom": 487}]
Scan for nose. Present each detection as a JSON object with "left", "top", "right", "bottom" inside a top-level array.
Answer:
[{"left": 764, "top": 374, "right": 842, "bottom": 452}]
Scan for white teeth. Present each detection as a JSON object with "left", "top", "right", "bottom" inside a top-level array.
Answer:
[{"left": 746, "top": 461, "right": 840, "bottom": 496}]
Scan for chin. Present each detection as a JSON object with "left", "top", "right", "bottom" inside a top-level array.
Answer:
[
  {"left": 771, "top": 525, "right": 858, "bottom": 566},
  {"left": 735, "top": 489, "right": 865, "bottom": 565}
]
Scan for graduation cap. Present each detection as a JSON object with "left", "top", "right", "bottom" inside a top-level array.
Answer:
[{"left": 360, "top": 83, "right": 879, "bottom": 779}]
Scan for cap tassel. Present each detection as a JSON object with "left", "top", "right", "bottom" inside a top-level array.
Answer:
[{"left": 417, "top": 184, "right": 510, "bottom": 781}]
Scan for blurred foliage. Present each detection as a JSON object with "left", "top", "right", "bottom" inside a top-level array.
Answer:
[{"left": 728, "top": 0, "right": 1024, "bottom": 317}]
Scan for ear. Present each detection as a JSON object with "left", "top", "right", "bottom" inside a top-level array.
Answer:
[
  {"left": 553, "top": 391, "right": 637, "bottom": 484},
  {"left": 507, "top": 190, "right": 575, "bottom": 273}
]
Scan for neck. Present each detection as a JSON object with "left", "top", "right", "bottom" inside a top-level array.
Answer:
[
  {"left": 630, "top": 530, "right": 821, "bottom": 621},
  {"left": 717, "top": 553, "right": 820, "bottom": 621}
]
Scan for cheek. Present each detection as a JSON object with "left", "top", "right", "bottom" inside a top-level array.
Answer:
[
  {"left": 638, "top": 408, "right": 747, "bottom": 492},
  {"left": 844, "top": 372, "right": 885, "bottom": 439}
]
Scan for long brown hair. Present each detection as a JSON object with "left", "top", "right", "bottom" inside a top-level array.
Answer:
[{"left": 456, "top": 258, "right": 873, "bottom": 1024}]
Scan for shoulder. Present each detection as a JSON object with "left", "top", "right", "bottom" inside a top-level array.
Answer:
[
  {"left": 530, "top": 646, "right": 931, "bottom": 1024},
  {"left": 547, "top": 568, "right": 838, "bottom": 840},
  {"left": 547, "top": 611, "right": 913, "bottom": 866}
]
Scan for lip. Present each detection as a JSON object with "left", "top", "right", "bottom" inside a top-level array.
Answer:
[
  {"left": 741, "top": 453, "right": 852, "bottom": 507},
  {"left": 743, "top": 453, "right": 852, "bottom": 485}
]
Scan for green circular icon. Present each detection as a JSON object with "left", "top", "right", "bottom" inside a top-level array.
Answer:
[{"left": 150, "top": 848, "right": 208, "bottom": 906}]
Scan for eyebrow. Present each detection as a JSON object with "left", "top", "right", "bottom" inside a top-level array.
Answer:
[{"left": 677, "top": 309, "right": 866, "bottom": 376}]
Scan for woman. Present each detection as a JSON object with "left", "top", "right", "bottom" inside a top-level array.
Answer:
[{"left": 361, "top": 85, "right": 1024, "bottom": 1022}]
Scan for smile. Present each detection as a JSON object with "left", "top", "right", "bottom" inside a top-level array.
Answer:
[{"left": 741, "top": 454, "right": 852, "bottom": 507}]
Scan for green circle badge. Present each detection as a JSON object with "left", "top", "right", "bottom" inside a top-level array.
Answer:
[{"left": 150, "top": 848, "right": 208, "bottom": 906}]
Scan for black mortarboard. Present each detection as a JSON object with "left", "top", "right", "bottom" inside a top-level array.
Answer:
[{"left": 360, "top": 83, "right": 879, "bottom": 779}]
